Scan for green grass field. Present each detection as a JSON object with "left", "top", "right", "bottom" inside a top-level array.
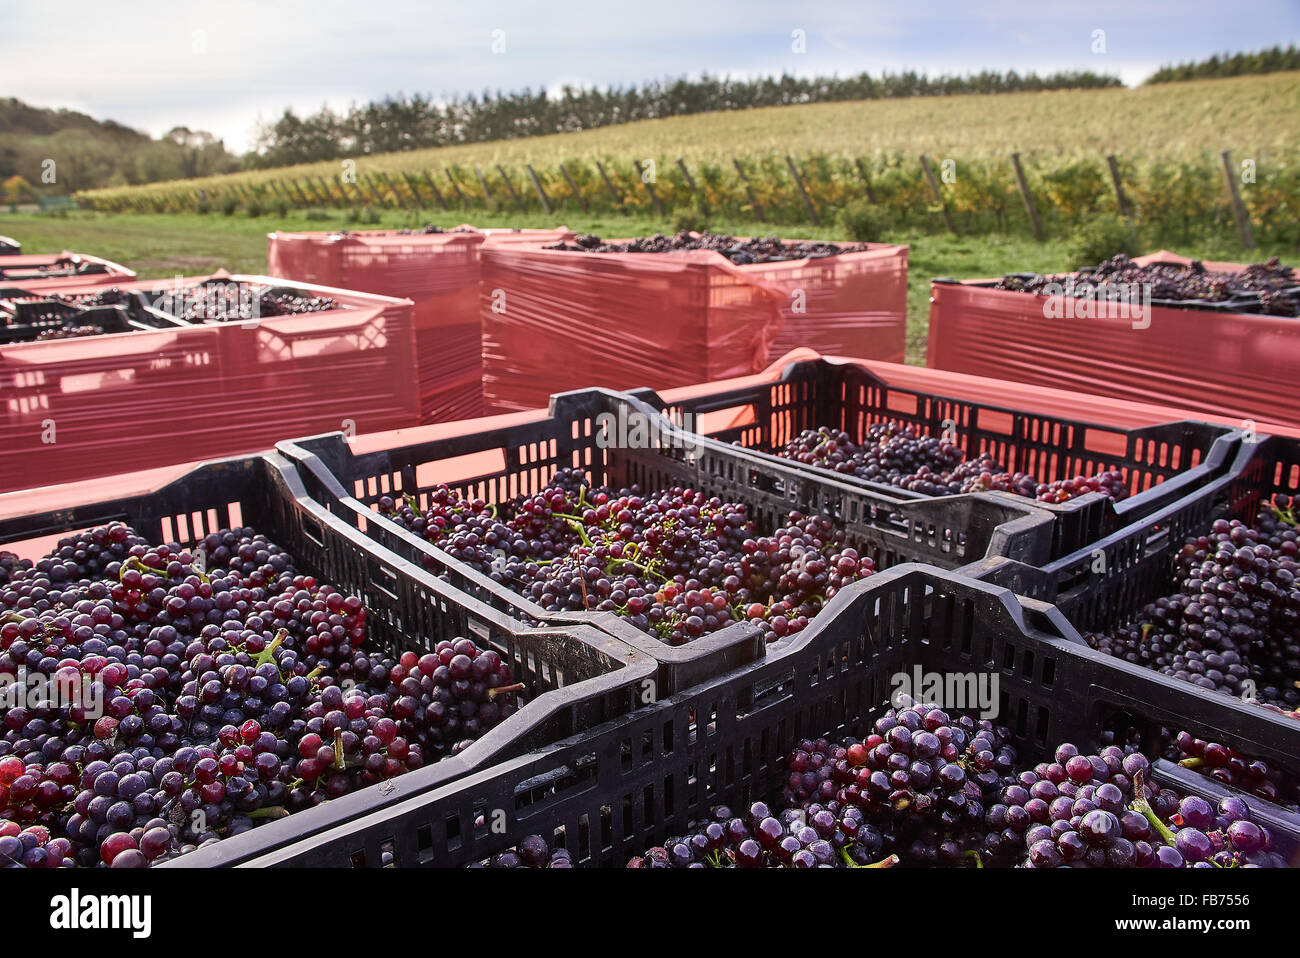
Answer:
[{"left": 2, "top": 208, "right": 1290, "bottom": 364}]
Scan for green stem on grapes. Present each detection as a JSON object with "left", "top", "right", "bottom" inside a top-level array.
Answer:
[
  {"left": 1129, "top": 771, "right": 1178, "bottom": 847},
  {"left": 487, "top": 682, "right": 525, "bottom": 701},
  {"left": 1178, "top": 757, "right": 1205, "bottom": 769},
  {"left": 333, "top": 728, "right": 346, "bottom": 770},
  {"left": 839, "top": 847, "right": 901, "bottom": 868},
  {"left": 247, "top": 806, "right": 291, "bottom": 820},
  {"left": 253, "top": 629, "right": 288, "bottom": 668},
  {"left": 964, "top": 849, "right": 984, "bottom": 869}
]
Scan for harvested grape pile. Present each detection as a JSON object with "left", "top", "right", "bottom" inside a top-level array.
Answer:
[
  {"left": 50, "top": 284, "right": 345, "bottom": 327},
  {"left": 778, "top": 423, "right": 1129, "bottom": 505},
  {"left": 0, "top": 258, "right": 108, "bottom": 280},
  {"left": 994, "top": 254, "right": 1299, "bottom": 317},
  {"left": 477, "top": 701, "right": 1287, "bottom": 868},
  {"left": 1088, "top": 497, "right": 1300, "bottom": 711},
  {"left": 379, "top": 468, "right": 874, "bottom": 645},
  {"left": 34, "top": 325, "right": 100, "bottom": 341},
  {"left": 254, "top": 289, "right": 344, "bottom": 317},
  {"left": 337, "top": 225, "right": 476, "bottom": 237},
  {"left": 1165, "top": 727, "right": 1300, "bottom": 810},
  {"left": 0, "top": 523, "right": 520, "bottom": 868},
  {"left": 544, "top": 230, "right": 869, "bottom": 265}
]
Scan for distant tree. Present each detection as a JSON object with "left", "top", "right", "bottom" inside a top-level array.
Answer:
[
  {"left": 246, "top": 68, "right": 1124, "bottom": 167},
  {"left": 1, "top": 173, "right": 35, "bottom": 203},
  {"left": 1146, "top": 45, "right": 1300, "bottom": 83}
]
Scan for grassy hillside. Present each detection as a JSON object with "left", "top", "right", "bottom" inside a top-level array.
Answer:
[{"left": 80, "top": 73, "right": 1300, "bottom": 203}]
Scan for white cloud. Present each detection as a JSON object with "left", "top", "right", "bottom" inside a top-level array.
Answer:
[{"left": 0, "top": 0, "right": 1295, "bottom": 152}]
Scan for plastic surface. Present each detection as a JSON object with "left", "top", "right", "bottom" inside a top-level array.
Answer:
[
  {"left": 628, "top": 355, "right": 1242, "bottom": 561},
  {"left": 272, "top": 386, "right": 1062, "bottom": 694},
  {"left": 0, "top": 250, "right": 135, "bottom": 292},
  {"left": 0, "top": 451, "right": 655, "bottom": 868},
  {"left": 0, "top": 271, "right": 420, "bottom": 494},
  {"left": 927, "top": 250, "right": 1300, "bottom": 431},
  {"left": 755, "top": 244, "right": 908, "bottom": 365},
  {"left": 479, "top": 242, "right": 908, "bottom": 414},
  {"left": 268, "top": 226, "right": 574, "bottom": 423},
  {"left": 250, "top": 564, "right": 1300, "bottom": 867}
]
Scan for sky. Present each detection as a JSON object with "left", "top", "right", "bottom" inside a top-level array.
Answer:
[{"left": 2, "top": 0, "right": 1298, "bottom": 153}]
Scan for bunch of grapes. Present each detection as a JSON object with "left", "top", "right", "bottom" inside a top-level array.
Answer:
[
  {"left": 624, "top": 801, "right": 895, "bottom": 869},
  {"left": 1164, "top": 729, "right": 1300, "bottom": 809},
  {"left": 777, "top": 702, "right": 1015, "bottom": 865},
  {"left": 775, "top": 423, "right": 1126, "bottom": 505},
  {"left": 256, "top": 290, "right": 344, "bottom": 316},
  {"left": 993, "top": 254, "right": 1298, "bottom": 318},
  {"left": 780, "top": 424, "right": 967, "bottom": 489},
  {"left": 1087, "top": 500, "right": 1300, "bottom": 709},
  {"left": 0, "top": 522, "right": 523, "bottom": 866},
  {"left": 0, "top": 819, "right": 75, "bottom": 868},
  {"left": 990, "top": 743, "right": 1284, "bottom": 868},
  {"left": 477, "top": 835, "right": 574, "bottom": 869},
  {"left": 545, "top": 231, "right": 869, "bottom": 265},
  {"left": 382, "top": 474, "right": 877, "bottom": 645},
  {"left": 35, "top": 325, "right": 102, "bottom": 341}
]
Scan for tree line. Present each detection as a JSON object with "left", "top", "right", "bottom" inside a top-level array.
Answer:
[
  {"left": 1146, "top": 45, "right": 1300, "bottom": 84},
  {"left": 247, "top": 69, "right": 1122, "bottom": 168}
]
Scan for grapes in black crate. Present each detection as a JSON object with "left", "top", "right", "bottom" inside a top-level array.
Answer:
[
  {"left": 0, "top": 521, "right": 520, "bottom": 867},
  {"left": 379, "top": 467, "right": 876, "bottom": 645}
]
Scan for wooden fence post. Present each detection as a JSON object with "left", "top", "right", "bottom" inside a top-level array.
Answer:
[
  {"left": 595, "top": 161, "right": 622, "bottom": 205},
  {"left": 400, "top": 171, "right": 427, "bottom": 209},
  {"left": 558, "top": 163, "right": 589, "bottom": 212},
  {"left": 676, "top": 158, "right": 705, "bottom": 211},
  {"left": 731, "top": 157, "right": 764, "bottom": 219},
  {"left": 526, "top": 165, "right": 553, "bottom": 215},
  {"left": 497, "top": 165, "right": 525, "bottom": 210},
  {"left": 445, "top": 169, "right": 468, "bottom": 205},
  {"left": 422, "top": 170, "right": 448, "bottom": 210},
  {"left": 474, "top": 166, "right": 494, "bottom": 206},
  {"left": 785, "top": 155, "right": 819, "bottom": 225},
  {"left": 1219, "top": 149, "right": 1256, "bottom": 249},
  {"left": 1106, "top": 155, "right": 1132, "bottom": 218},
  {"left": 1009, "top": 152, "right": 1043, "bottom": 240},
  {"left": 635, "top": 159, "right": 665, "bottom": 217},
  {"left": 919, "top": 155, "right": 957, "bottom": 234},
  {"left": 853, "top": 158, "right": 878, "bottom": 204}
]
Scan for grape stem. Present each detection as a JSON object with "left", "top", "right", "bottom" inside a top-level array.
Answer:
[
  {"left": 1129, "top": 770, "right": 1178, "bottom": 847},
  {"left": 839, "top": 848, "right": 901, "bottom": 868},
  {"left": 487, "top": 682, "right": 525, "bottom": 700}
]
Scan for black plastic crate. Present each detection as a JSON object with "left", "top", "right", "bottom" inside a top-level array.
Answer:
[
  {"left": 626, "top": 357, "right": 1241, "bottom": 561},
  {"left": 0, "top": 451, "right": 656, "bottom": 867},
  {"left": 247, "top": 564, "right": 1300, "bottom": 867},
  {"left": 977, "top": 434, "right": 1300, "bottom": 636},
  {"left": 0, "top": 301, "right": 153, "bottom": 344},
  {"left": 0, "top": 255, "right": 109, "bottom": 281},
  {"left": 276, "top": 388, "right": 1059, "bottom": 691}
]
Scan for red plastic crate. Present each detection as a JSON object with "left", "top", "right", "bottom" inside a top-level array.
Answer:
[
  {"left": 927, "top": 250, "right": 1300, "bottom": 431},
  {"left": 268, "top": 226, "right": 573, "bottom": 423},
  {"left": 0, "top": 271, "right": 419, "bottom": 493}
]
